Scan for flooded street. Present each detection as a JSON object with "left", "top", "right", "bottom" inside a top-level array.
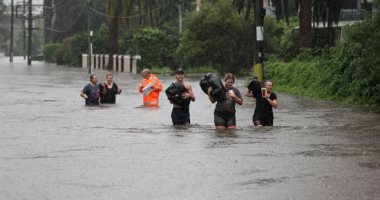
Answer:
[{"left": 1, "top": 56, "right": 380, "bottom": 200}]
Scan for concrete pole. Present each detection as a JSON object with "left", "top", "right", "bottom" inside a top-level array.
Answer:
[
  {"left": 23, "top": 0, "right": 26, "bottom": 60},
  {"left": 123, "top": 55, "right": 131, "bottom": 73},
  {"left": 253, "top": 0, "right": 264, "bottom": 82},
  {"left": 10, "top": 0, "right": 14, "bottom": 62},
  {"left": 27, "top": 0, "right": 32, "bottom": 66}
]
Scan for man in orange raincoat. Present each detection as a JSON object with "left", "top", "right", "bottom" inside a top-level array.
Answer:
[{"left": 138, "top": 69, "right": 163, "bottom": 106}]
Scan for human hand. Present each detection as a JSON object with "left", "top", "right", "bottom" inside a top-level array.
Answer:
[
  {"left": 207, "top": 87, "right": 212, "bottom": 95},
  {"left": 227, "top": 90, "right": 236, "bottom": 99},
  {"left": 182, "top": 92, "right": 191, "bottom": 99}
]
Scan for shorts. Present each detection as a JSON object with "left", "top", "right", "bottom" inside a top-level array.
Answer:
[
  {"left": 253, "top": 114, "right": 273, "bottom": 126},
  {"left": 214, "top": 110, "right": 236, "bottom": 127},
  {"left": 171, "top": 107, "right": 190, "bottom": 125}
]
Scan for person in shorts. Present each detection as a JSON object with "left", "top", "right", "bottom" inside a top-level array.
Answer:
[
  {"left": 208, "top": 73, "right": 243, "bottom": 130},
  {"left": 169, "top": 68, "right": 195, "bottom": 125}
]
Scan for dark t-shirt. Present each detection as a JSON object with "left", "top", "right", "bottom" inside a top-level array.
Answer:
[
  {"left": 82, "top": 83, "right": 101, "bottom": 105},
  {"left": 253, "top": 92, "right": 277, "bottom": 119},
  {"left": 100, "top": 83, "right": 120, "bottom": 104},
  {"left": 215, "top": 87, "right": 242, "bottom": 113}
]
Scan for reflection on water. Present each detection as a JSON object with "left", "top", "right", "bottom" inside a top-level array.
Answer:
[{"left": 1, "top": 57, "right": 380, "bottom": 200}]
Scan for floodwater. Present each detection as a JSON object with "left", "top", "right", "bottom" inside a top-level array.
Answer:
[{"left": 1, "top": 56, "right": 379, "bottom": 200}]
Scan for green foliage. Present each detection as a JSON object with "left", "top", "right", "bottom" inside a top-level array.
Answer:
[
  {"left": 55, "top": 33, "right": 87, "bottom": 66},
  {"left": 53, "top": 25, "right": 110, "bottom": 66},
  {"left": 93, "top": 23, "right": 109, "bottom": 54},
  {"left": 126, "top": 28, "right": 179, "bottom": 69},
  {"left": 179, "top": 0, "right": 254, "bottom": 74},
  {"left": 266, "top": 16, "right": 380, "bottom": 106},
  {"left": 0, "top": 0, "right": 7, "bottom": 51},
  {"left": 43, "top": 43, "right": 62, "bottom": 63}
]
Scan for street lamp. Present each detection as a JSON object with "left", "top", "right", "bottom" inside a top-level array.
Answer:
[{"left": 87, "top": 0, "right": 93, "bottom": 74}]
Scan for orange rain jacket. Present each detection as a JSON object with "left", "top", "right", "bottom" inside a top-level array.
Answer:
[{"left": 138, "top": 74, "right": 163, "bottom": 106}]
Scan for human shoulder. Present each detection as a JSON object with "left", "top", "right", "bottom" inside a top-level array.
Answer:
[
  {"left": 183, "top": 82, "right": 192, "bottom": 90},
  {"left": 83, "top": 83, "right": 91, "bottom": 91},
  {"left": 233, "top": 87, "right": 242, "bottom": 97},
  {"left": 270, "top": 92, "right": 277, "bottom": 100}
]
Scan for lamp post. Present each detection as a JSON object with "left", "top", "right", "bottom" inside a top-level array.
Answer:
[{"left": 87, "top": 0, "right": 93, "bottom": 74}]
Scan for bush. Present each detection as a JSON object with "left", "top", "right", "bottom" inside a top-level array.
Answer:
[
  {"left": 178, "top": 0, "right": 254, "bottom": 74},
  {"left": 43, "top": 43, "right": 62, "bottom": 63},
  {"left": 124, "top": 28, "right": 179, "bottom": 70},
  {"left": 266, "top": 16, "right": 380, "bottom": 106}
]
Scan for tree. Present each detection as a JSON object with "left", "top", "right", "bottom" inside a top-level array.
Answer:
[
  {"left": 106, "top": 0, "right": 123, "bottom": 69},
  {"left": 179, "top": 0, "right": 255, "bottom": 73},
  {"left": 0, "top": 0, "right": 8, "bottom": 51},
  {"left": 233, "top": 0, "right": 344, "bottom": 48},
  {"left": 299, "top": 0, "right": 312, "bottom": 48},
  {"left": 42, "top": 0, "right": 106, "bottom": 43}
]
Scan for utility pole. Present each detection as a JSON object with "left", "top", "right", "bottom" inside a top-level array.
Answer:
[
  {"left": 27, "top": 0, "right": 32, "bottom": 66},
  {"left": 87, "top": 0, "right": 93, "bottom": 74},
  {"left": 254, "top": 0, "right": 264, "bottom": 82},
  {"left": 23, "top": 0, "right": 26, "bottom": 60},
  {"left": 178, "top": 2, "right": 182, "bottom": 34},
  {"left": 10, "top": 0, "right": 14, "bottom": 62}
]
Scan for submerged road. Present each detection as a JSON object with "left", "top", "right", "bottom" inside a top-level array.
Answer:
[{"left": 1, "top": 56, "right": 379, "bottom": 200}]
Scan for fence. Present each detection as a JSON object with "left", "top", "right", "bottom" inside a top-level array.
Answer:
[{"left": 82, "top": 54, "right": 141, "bottom": 74}]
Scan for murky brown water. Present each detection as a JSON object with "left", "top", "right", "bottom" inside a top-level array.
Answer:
[{"left": 1, "top": 56, "right": 380, "bottom": 200}]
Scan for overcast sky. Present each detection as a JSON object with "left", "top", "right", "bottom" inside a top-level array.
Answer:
[{"left": 4, "top": 0, "right": 43, "bottom": 5}]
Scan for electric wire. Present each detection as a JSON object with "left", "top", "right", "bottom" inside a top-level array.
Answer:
[{"left": 90, "top": 0, "right": 175, "bottom": 19}]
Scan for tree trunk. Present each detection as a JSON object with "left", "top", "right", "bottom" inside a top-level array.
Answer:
[
  {"left": 107, "top": 0, "right": 123, "bottom": 69},
  {"left": 299, "top": 0, "right": 312, "bottom": 48},
  {"left": 43, "top": 0, "right": 54, "bottom": 44},
  {"left": 196, "top": 0, "right": 201, "bottom": 12}
]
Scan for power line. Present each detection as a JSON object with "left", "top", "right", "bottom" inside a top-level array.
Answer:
[
  {"left": 90, "top": 0, "right": 175, "bottom": 19},
  {"left": 36, "top": 5, "right": 87, "bottom": 33}
]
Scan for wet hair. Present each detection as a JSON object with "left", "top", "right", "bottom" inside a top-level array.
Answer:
[
  {"left": 264, "top": 80, "right": 273, "bottom": 86},
  {"left": 106, "top": 73, "right": 113, "bottom": 79},
  {"left": 90, "top": 74, "right": 96, "bottom": 81},
  {"left": 142, "top": 69, "right": 151, "bottom": 75},
  {"left": 224, "top": 73, "right": 235, "bottom": 83}
]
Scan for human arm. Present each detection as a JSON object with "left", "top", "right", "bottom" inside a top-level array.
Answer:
[
  {"left": 207, "top": 87, "right": 216, "bottom": 103},
  {"left": 80, "top": 91, "right": 88, "bottom": 99},
  {"left": 80, "top": 86, "right": 88, "bottom": 99},
  {"left": 264, "top": 93, "right": 278, "bottom": 108},
  {"left": 154, "top": 78, "right": 163, "bottom": 92},
  {"left": 228, "top": 89, "right": 243, "bottom": 105},
  {"left": 115, "top": 83, "right": 122, "bottom": 94},
  {"left": 183, "top": 83, "right": 195, "bottom": 101},
  {"left": 245, "top": 89, "right": 253, "bottom": 97},
  {"left": 138, "top": 81, "right": 144, "bottom": 93}
]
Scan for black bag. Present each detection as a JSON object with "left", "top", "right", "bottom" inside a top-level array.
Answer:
[
  {"left": 199, "top": 73, "right": 226, "bottom": 101},
  {"left": 165, "top": 82, "right": 190, "bottom": 108},
  {"left": 247, "top": 77, "right": 262, "bottom": 97}
]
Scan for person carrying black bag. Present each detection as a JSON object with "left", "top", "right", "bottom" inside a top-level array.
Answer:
[{"left": 165, "top": 68, "right": 195, "bottom": 125}]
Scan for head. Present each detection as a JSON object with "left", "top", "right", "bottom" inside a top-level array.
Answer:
[
  {"left": 175, "top": 68, "right": 185, "bottom": 82},
  {"left": 90, "top": 74, "right": 97, "bottom": 84},
  {"left": 264, "top": 80, "right": 273, "bottom": 92},
  {"left": 106, "top": 73, "right": 113, "bottom": 84},
  {"left": 224, "top": 73, "right": 235, "bottom": 89},
  {"left": 141, "top": 69, "right": 151, "bottom": 80}
]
